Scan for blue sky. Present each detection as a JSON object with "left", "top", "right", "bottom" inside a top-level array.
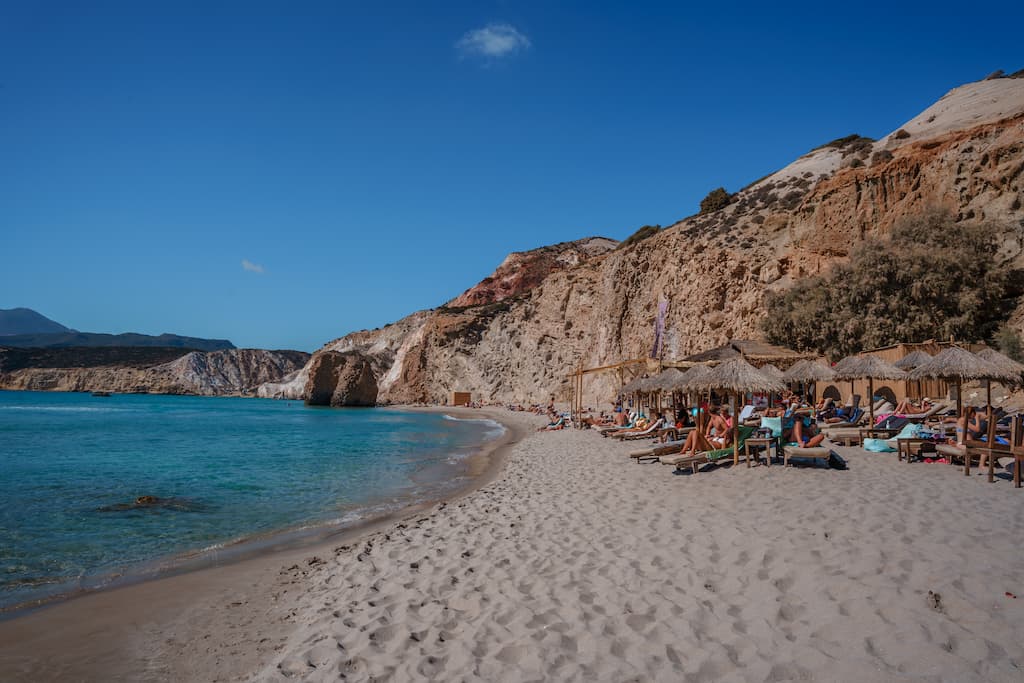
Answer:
[{"left": 3, "top": 1, "right": 1023, "bottom": 351}]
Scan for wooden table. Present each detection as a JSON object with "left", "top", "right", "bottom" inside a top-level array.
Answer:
[
  {"left": 744, "top": 436, "right": 779, "bottom": 467},
  {"left": 897, "top": 437, "right": 934, "bottom": 463}
]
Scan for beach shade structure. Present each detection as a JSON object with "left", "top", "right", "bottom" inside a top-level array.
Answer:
[
  {"left": 832, "top": 355, "right": 906, "bottom": 426},
  {"left": 649, "top": 367, "right": 688, "bottom": 415},
  {"left": 783, "top": 359, "right": 836, "bottom": 407},
  {"left": 893, "top": 350, "right": 934, "bottom": 370},
  {"left": 687, "top": 358, "right": 786, "bottom": 467},
  {"left": 894, "top": 349, "right": 934, "bottom": 400},
  {"left": 907, "top": 346, "right": 1014, "bottom": 477},
  {"left": 651, "top": 367, "right": 688, "bottom": 392},
  {"left": 976, "top": 348, "right": 1024, "bottom": 387},
  {"left": 674, "top": 364, "right": 715, "bottom": 431}
]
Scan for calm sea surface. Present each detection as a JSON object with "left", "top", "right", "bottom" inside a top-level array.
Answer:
[{"left": 0, "top": 391, "right": 502, "bottom": 610}]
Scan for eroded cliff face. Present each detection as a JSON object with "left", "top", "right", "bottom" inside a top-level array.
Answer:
[
  {"left": 286, "top": 78, "right": 1024, "bottom": 406},
  {"left": 0, "top": 348, "right": 309, "bottom": 396}
]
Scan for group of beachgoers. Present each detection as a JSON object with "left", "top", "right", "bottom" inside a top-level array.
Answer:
[{"left": 536, "top": 388, "right": 1020, "bottom": 480}]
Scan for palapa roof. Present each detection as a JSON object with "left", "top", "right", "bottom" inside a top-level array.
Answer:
[
  {"left": 907, "top": 346, "right": 1015, "bottom": 382},
  {"left": 893, "top": 349, "right": 934, "bottom": 370},
  {"left": 760, "top": 364, "right": 785, "bottom": 381},
  {"left": 687, "top": 357, "right": 787, "bottom": 394},
  {"left": 832, "top": 354, "right": 906, "bottom": 381},
  {"left": 783, "top": 359, "right": 836, "bottom": 383},
  {"left": 682, "top": 339, "right": 808, "bottom": 363},
  {"left": 620, "top": 377, "right": 644, "bottom": 394},
  {"left": 976, "top": 348, "right": 1024, "bottom": 382},
  {"left": 675, "top": 363, "right": 714, "bottom": 392},
  {"left": 649, "top": 367, "right": 688, "bottom": 392}
]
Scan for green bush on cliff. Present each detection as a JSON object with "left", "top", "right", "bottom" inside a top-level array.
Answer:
[
  {"left": 616, "top": 224, "right": 661, "bottom": 250},
  {"left": 762, "top": 209, "right": 1015, "bottom": 358},
  {"left": 699, "top": 188, "right": 733, "bottom": 214}
]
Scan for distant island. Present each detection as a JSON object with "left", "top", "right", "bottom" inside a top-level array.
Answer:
[{"left": 0, "top": 308, "right": 234, "bottom": 352}]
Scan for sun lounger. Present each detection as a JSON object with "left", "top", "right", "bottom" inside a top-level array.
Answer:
[
  {"left": 783, "top": 441, "right": 832, "bottom": 466},
  {"left": 628, "top": 432, "right": 694, "bottom": 462},
  {"left": 660, "top": 426, "right": 756, "bottom": 473},
  {"left": 614, "top": 418, "right": 666, "bottom": 440},
  {"left": 901, "top": 400, "right": 948, "bottom": 422},
  {"left": 820, "top": 407, "right": 866, "bottom": 431}
]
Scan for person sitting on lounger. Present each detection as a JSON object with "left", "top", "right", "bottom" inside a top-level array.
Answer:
[
  {"left": 787, "top": 416, "right": 824, "bottom": 448},
  {"left": 674, "top": 406, "right": 733, "bottom": 457}
]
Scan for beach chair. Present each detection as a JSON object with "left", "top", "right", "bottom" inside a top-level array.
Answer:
[
  {"left": 901, "top": 400, "right": 948, "bottom": 423},
  {"left": 783, "top": 439, "right": 834, "bottom": 467},
  {"left": 628, "top": 429, "right": 694, "bottom": 463},
  {"left": 660, "top": 426, "right": 757, "bottom": 474},
  {"left": 614, "top": 418, "right": 666, "bottom": 440},
  {"left": 820, "top": 407, "right": 866, "bottom": 431}
]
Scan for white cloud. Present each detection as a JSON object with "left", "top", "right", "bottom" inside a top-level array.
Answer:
[
  {"left": 241, "top": 259, "right": 265, "bottom": 274},
  {"left": 457, "top": 23, "right": 530, "bottom": 59}
]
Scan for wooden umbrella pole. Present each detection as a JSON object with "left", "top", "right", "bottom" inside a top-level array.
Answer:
[
  {"left": 733, "top": 391, "right": 740, "bottom": 468},
  {"left": 987, "top": 379, "right": 995, "bottom": 483},
  {"left": 958, "top": 380, "right": 967, "bottom": 473},
  {"left": 868, "top": 378, "right": 875, "bottom": 426}
]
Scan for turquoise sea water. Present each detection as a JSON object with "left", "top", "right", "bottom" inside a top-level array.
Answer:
[{"left": 0, "top": 391, "right": 502, "bottom": 610}]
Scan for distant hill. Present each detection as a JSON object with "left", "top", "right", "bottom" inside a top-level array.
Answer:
[
  {"left": 0, "top": 308, "right": 73, "bottom": 336},
  {"left": 0, "top": 308, "right": 235, "bottom": 351},
  {"left": 0, "top": 331, "right": 235, "bottom": 351}
]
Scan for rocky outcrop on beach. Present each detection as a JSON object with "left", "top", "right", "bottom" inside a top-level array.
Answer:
[
  {"left": 304, "top": 351, "right": 378, "bottom": 406},
  {"left": 270, "top": 76, "right": 1024, "bottom": 406},
  {"left": 0, "top": 347, "right": 309, "bottom": 396}
]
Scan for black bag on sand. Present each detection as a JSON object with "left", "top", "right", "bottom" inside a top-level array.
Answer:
[{"left": 828, "top": 450, "right": 848, "bottom": 470}]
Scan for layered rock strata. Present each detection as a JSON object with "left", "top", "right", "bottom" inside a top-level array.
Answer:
[{"left": 273, "top": 77, "right": 1024, "bottom": 407}]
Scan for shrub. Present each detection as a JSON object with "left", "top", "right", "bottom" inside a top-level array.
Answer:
[
  {"left": 762, "top": 209, "right": 1016, "bottom": 358},
  {"left": 995, "top": 325, "right": 1024, "bottom": 362},
  {"left": 616, "top": 224, "right": 661, "bottom": 250},
  {"left": 812, "top": 134, "right": 876, "bottom": 152},
  {"left": 700, "top": 187, "right": 733, "bottom": 214},
  {"left": 893, "top": 129, "right": 911, "bottom": 139},
  {"left": 848, "top": 158, "right": 865, "bottom": 168},
  {"left": 871, "top": 149, "right": 894, "bottom": 165}
]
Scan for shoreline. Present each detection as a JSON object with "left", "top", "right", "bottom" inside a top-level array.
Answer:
[
  {"left": 0, "top": 402, "right": 511, "bottom": 618},
  {"left": 0, "top": 407, "right": 534, "bottom": 679}
]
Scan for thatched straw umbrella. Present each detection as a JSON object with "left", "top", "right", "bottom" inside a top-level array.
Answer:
[
  {"left": 894, "top": 349, "right": 933, "bottom": 401},
  {"left": 783, "top": 359, "right": 836, "bottom": 410},
  {"left": 974, "top": 348, "right": 1024, "bottom": 461},
  {"left": 907, "top": 347, "right": 1015, "bottom": 477},
  {"left": 688, "top": 358, "right": 786, "bottom": 467},
  {"left": 649, "top": 368, "right": 687, "bottom": 417},
  {"left": 893, "top": 350, "right": 933, "bottom": 370},
  {"left": 675, "top": 364, "right": 714, "bottom": 431},
  {"left": 833, "top": 355, "right": 906, "bottom": 426}
]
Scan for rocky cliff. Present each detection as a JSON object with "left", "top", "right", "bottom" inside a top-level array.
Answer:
[
  {"left": 0, "top": 347, "right": 309, "bottom": 396},
  {"left": 283, "top": 76, "right": 1024, "bottom": 406}
]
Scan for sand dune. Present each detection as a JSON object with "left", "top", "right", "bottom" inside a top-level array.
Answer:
[{"left": 2, "top": 409, "right": 1022, "bottom": 682}]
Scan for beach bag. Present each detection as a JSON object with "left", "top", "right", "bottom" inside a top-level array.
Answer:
[{"left": 863, "top": 438, "right": 895, "bottom": 452}]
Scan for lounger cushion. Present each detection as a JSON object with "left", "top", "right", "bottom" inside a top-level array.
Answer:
[
  {"left": 784, "top": 444, "right": 829, "bottom": 458},
  {"left": 935, "top": 444, "right": 965, "bottom": 458}
]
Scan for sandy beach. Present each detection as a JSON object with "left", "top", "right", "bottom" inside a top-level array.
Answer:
[{"left": 1, "top": 408, "right": 1022, "bottom": 682}]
